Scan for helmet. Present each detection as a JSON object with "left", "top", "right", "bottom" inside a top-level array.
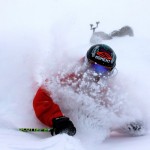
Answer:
[{"left": 86, "top": 44, "right": 117, "bottom": 69}]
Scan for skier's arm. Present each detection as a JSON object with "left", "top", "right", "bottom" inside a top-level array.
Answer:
[
  {"left": 33, "top": 86, "right": 76, "bottom": 136},
  {"left": 33, "top": 86, "right": 63, "bottom": 127}
]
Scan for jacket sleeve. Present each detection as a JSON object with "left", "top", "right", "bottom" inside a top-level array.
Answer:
[{"left": 33, "top": 87, "right": 63, "bottom": 127}]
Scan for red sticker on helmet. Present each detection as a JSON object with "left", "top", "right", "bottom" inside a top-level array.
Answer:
[{"left": 96, "top": 52, "right": 112, "bottom": 60}]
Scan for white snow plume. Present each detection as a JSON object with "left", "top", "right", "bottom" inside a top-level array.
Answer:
[
  {"left": 106, "top": 37, "right": 150, "bottom": 126},
  {"left": 45, "top": 58, "right": 147, "bottom": 143},
  {"left": 0, "top": 0, "right": 150, "bottom": 150}
]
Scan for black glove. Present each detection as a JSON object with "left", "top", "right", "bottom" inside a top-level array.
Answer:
[{"left": 51, "top": 116, "right": 76, "bottom": 136}]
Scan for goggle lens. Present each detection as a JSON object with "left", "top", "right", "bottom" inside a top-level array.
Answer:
[{"left": 91, "top": 63, "right": 111, "bottom": 74}]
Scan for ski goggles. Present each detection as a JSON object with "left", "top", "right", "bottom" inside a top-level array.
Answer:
[
  {"left": 90, "top": 63, "right": 112, "bottom": 75},
  {"left": 85, "top": 57, "right": 112, "bottom": 75}
]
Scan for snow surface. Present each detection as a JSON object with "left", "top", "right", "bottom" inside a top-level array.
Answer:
[{"left": 0, "top": 0, "right": 150, "bottom": 150}]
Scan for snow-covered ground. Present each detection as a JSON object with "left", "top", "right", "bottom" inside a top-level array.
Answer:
[{"left": 0, "top": 0, "right": 150, "bottom": 149}]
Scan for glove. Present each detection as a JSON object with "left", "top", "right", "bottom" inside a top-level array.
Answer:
[
  {"left": 51, "top": 116, "right": 76, "bottom": 136},
  {"left": 119, "top": 121, "right": 146, "bottom": 136}
]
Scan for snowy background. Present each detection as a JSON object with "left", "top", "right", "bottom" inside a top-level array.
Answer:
[{"left": 0, "top": 0, "right": 150, "bottom": 149}]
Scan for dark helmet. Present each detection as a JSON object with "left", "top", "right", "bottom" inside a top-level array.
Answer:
[{"left": 86, "top": 44, "right": 117, "bottom": 69}]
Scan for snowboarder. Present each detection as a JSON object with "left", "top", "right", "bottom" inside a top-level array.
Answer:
[{"left": 33, "top": 44, "right": 145, "bottom": 136}]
